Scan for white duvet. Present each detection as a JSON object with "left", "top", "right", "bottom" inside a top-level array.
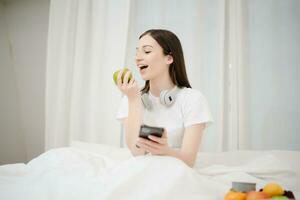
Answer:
[{"left": 0, "top": 141, "right": 299, "bottom": 200}]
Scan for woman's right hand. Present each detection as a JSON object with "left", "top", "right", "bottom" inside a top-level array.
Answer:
[{"left": 116, "top": 68, "right": 140, "bottom": 101}]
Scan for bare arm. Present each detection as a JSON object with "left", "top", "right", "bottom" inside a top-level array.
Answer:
[
  {"left": 116, "top": 69, "right": 145, "bottom": 155},
  {"left": 122, "top": 99, "right": 146, "bottom": 156},
  {"left": 166, "top": 123, "right": 205, "bottom": 167}
]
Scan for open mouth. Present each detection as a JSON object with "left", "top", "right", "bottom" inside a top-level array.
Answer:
[{"left": 140, "top": 65, "right": 148, "bottom": 70}]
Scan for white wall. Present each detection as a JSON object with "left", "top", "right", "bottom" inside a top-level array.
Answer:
[{"left": 0, "top": 0, "right": 50, "bottom": 164}]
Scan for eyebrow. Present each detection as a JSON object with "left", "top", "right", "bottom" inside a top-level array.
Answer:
[{"left": 136, "top": 45, "right": 153, "bottom": 50}]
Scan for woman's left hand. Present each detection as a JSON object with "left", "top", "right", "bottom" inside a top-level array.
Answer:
[{"left": 136, "top": 131, "right": 170, "bottom": 155}]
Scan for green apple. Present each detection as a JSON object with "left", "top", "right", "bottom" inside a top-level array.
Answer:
[
  {"left": 113, "top": 67, "right": 133, "bottom": 84},
  {"left": 271, "top": 196, "right": 289, "bottom": 200}
]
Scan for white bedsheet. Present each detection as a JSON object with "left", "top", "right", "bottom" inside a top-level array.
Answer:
[{"left": 0, "top": 141, "right": 299, "bottom": 200}]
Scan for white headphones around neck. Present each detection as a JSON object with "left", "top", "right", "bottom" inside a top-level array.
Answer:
[{"left": 141, "top": 87, "right": 180, "bottom": 110}]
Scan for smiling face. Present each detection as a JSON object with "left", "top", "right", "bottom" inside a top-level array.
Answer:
[{"left": 135, "top": 34, "right": 173, "bottom": 81}]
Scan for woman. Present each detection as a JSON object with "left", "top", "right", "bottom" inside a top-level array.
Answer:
[{"left": 116, "top": 29, "right": 213, "bottom": 167}]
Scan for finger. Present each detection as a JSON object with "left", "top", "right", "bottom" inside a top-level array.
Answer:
[
  {"left": 137, "top": 137, "right": 149, "bottom": 143},
  {"left": 129, "top": 76, "right": 135, "bottom": 85},
  {"left": 162, "top": 130, "right": 167, "bottom": 139},
  {"left": 139, "top": 138, "right": 161, "bottom": 149},
  {"left": 148, "top": 135, "right": 167, "bottom": 145},
  {"left": 135, "top": 143, "right": 149, "bottom": 154},
  {"left": 137, "top": 137, "right": 157, "bottom": 145},
  {"left": 116, "top": 69, "right": 124, "bottom": 86},
  {"left": 132, "top": 80, "right": 138, "bottom": 89},
  {"left": 136, "top": 137, "right": 144, "bottom": 147},
  {"left": 148, "top": 135, "right": 161, "bottom": 143},
  {"left": 137, "top": 142, "right": 157, "bottom": 154},
  {"left": 123, "top": 71, "right": 131, "bottom": 85}
]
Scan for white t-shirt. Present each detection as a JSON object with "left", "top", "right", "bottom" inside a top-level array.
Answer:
[{"left": 116, "top": 87, "right": 213, "bottom": 148}]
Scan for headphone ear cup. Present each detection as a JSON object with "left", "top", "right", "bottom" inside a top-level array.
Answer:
[
  {"left": 160, "top": 90, "right": 175, "bottom": 107},
  {"left": 141, "top": 93, "right": 152, "bottom": 110}
]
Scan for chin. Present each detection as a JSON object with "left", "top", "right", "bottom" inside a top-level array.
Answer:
[{"left": 140, "top": 74, "right": 150, "bottom": 81}]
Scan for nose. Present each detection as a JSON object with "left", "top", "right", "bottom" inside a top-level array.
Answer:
[
  {"left": 135, "top": 54, "right": 143, "bottom": 64},
  {"left": 135, "top": 51, "right": 143, "bottom": 62}
]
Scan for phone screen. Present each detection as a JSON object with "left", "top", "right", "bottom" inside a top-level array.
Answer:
[{"left": 139, "top": 125, "right": 164, "bottom": 139}]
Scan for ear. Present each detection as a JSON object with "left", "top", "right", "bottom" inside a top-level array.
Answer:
[{"left": 165, "top": 54, "right": 173, "bottom": 65}]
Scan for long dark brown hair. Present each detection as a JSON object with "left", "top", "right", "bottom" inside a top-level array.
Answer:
[{"left": 139, "top": 29, "right": 192, "bottom": 93}]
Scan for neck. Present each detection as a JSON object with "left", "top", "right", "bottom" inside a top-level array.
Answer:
[{"left": 149, "top": 78, "right": 175, "bottom": 97}]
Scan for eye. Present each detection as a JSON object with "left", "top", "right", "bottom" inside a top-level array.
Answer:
[{"left": 145, "top": 51, "right": 151, "bottom": 54}]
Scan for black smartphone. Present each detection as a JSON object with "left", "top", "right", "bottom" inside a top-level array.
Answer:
[{"left": 139, "top": 124, "right": 164, "bottom": 140}]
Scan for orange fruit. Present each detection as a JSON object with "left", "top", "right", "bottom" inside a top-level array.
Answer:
[
  {"left": 263, "top": 183, "right": 284, "bottom": 196},
  {"left": 225, "top": 190, "right": 247, "bottom": 200}
]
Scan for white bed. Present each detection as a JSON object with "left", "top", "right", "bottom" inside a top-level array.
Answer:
[{"left": 0, "top": 141, "right": 299, "bottom": 200}]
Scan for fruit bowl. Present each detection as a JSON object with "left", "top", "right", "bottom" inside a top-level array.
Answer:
[{"left": 224, "top": 182, "right": 296, "bottom": 200}]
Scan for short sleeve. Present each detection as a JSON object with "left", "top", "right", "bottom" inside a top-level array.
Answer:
[
  {"left": 116, "top": 95, "right": 128, "bottom": 121},
  {"left": 182, "top": 90, "right": 213, "bottom": 127}
]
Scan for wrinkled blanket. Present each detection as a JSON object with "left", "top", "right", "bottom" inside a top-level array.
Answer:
[{"left": 0, "top": 142, "right": 299, "bottom": 200}]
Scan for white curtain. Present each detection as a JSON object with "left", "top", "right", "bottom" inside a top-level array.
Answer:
[
  {"left": 239, "top": 0, "right": 300, "bottom": 150},
  {"left": 45, "top": 0, "right": 131, "bottom": 149},
  {"left": 45, "top": 0, "right": 300, "bottom": 151}
]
